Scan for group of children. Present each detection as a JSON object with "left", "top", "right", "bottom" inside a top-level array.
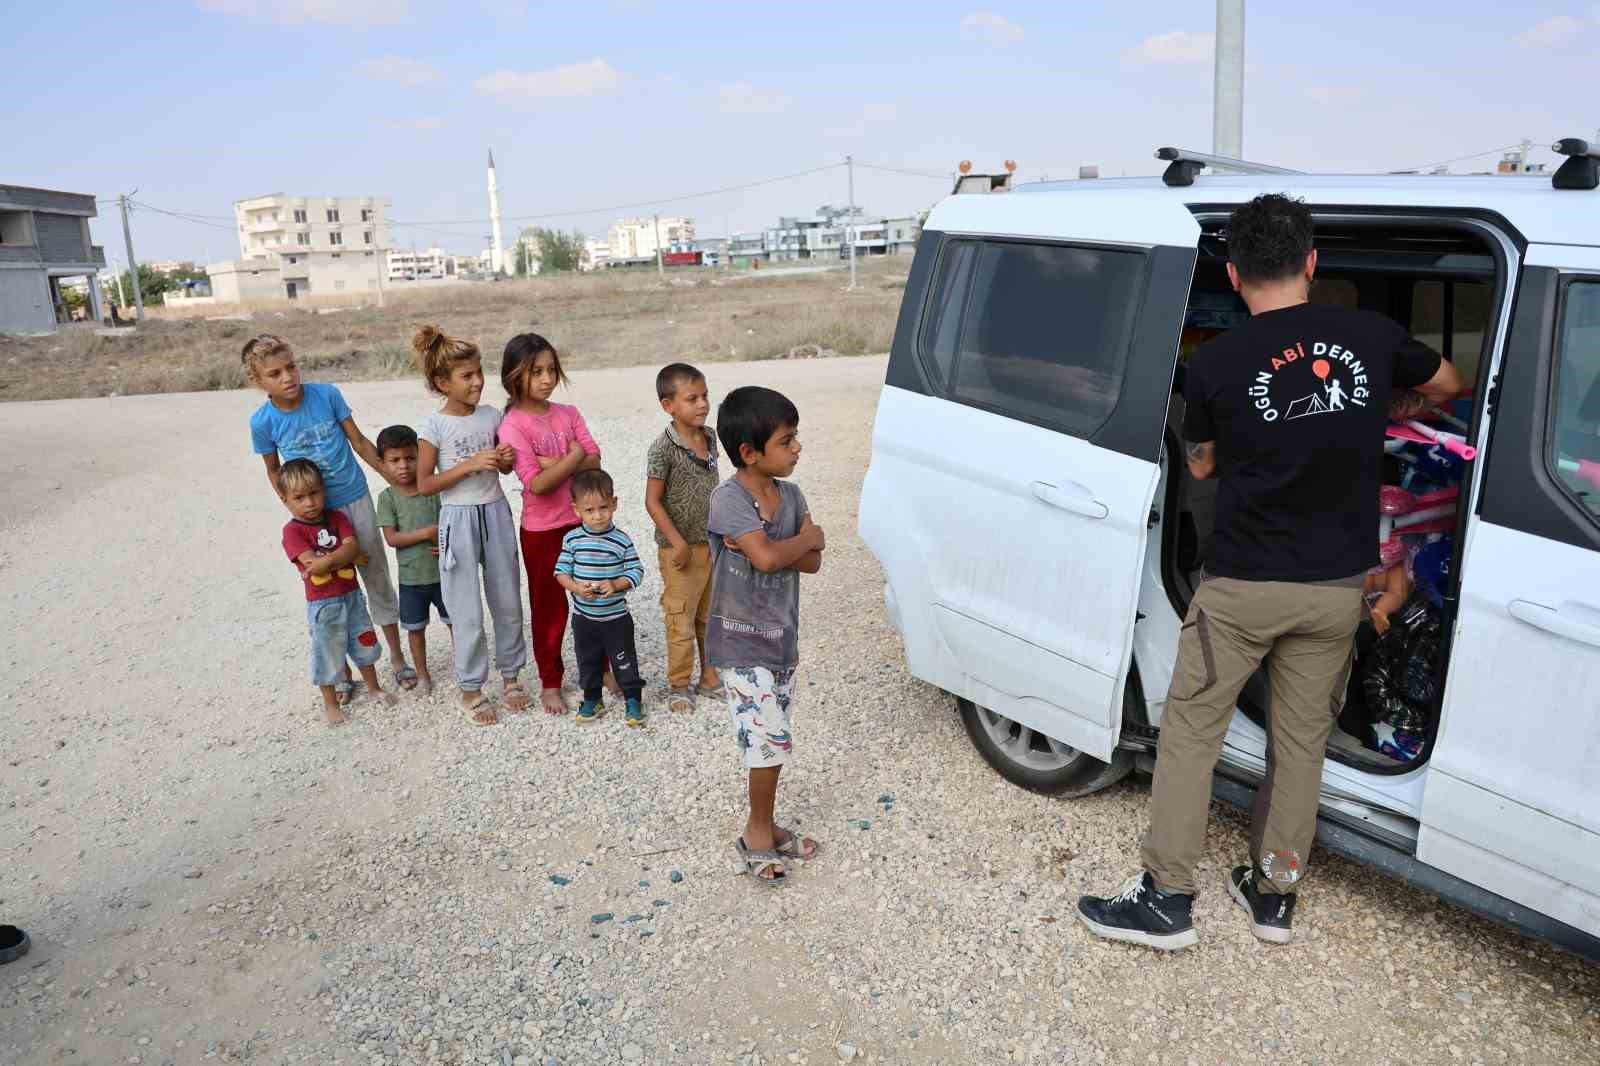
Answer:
[{"left": 247, "top": 328, "right": 822, "bottom": 883}]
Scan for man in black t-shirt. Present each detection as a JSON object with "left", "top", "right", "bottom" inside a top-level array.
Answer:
[{"left": 1078, "top": 194, "right": 1462, "bottom": 950}]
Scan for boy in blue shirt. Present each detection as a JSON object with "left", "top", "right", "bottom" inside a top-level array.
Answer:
[
  {"left": 244, "top": 334, "right": 416, "bottom": 694},
  {"left": 554, "top": 469, "right": 647, "bottom": 726}
]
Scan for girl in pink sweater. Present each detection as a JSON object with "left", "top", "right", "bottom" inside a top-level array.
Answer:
[{"left": 497, "top": 334, "right": 602, "bottom": 715}]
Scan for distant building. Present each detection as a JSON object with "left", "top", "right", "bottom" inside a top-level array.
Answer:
[
  {"left": 207, "top": 193, "right": 391, "bottom": 302},
  {"left": 0, "top": 183, "right": 107, "bottom": 332},
  {"left": 1497, "top": 146, "right": 1547, "bottom": 175},
  {"left": 607, "top": 216, "right": 695, "bottom": 262},
  {"left": 580, "top": 237, "right": 612, "bottom": 272},
  {"left": 387, "top": 246, "right": 448, "bottom": 281},
  {"left": 148, "top": 259, "right": 197, "bottom": 275}
]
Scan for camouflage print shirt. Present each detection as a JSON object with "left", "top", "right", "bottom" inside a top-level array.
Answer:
[{"left": 645, "top": 423, "right": 719, "bottom": 548}]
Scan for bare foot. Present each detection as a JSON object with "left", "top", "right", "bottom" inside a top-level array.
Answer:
[
  {"left": 540, "top": 687, "right": 568, "bottom": 715},
  {"left": 667, "top": 688, "right": 695, "bottom": 714},
  {"left": 463, "top": 691, "right": 498, "bottom": 726},
  {"left": 603, "top": 669, "right": 622, "bottom": 696},
  {"left": 418, "top": 675, "right": 435, "bottom": 697},
  {"left": 393, "top": 660, "right": 419, "bottom": 691},
  {"left": 375, "top": 689, "right": 399, "bottom": 706},
  {"left": 322, "top": 703, "right": 349, "bottom": 727},
  {"left": 697, "top": 668, "right": 722, "bottom": 692},
  {"left": 502, "top": 679, "right": 530, "bottom": 714}
]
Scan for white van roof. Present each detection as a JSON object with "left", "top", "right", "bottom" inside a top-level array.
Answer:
[{"left": 924, "top": 173, "right": 1599, "bottom": 248}]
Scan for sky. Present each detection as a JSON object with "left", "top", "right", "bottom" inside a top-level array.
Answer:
[{"left": 5, "top": 1, "right": 1597, "bottom": 263}]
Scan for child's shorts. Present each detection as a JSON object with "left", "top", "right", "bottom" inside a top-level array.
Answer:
[
  {"left": 307, "top": 588, "right": 383, "bottom": 686},
  {"left": 398, "top": 582, "right": 450, "bottom": 632},
  {"left": 724, "top": 666, "right": 798, "bottom": 769}
]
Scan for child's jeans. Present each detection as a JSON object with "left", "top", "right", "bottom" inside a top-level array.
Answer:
[
  {"left": 308, "top": 588, "right": 383, "bottom": 686},
  {"left": 658, "top": 543, "right": 713, "bottom": 690},
  {"left": 572, "top": 612, "right": 643, "bottom": 701}
]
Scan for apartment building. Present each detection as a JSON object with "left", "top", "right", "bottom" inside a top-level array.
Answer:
[
  {"left": 0, "top": 183, "right": 107, "bottom": 332},
  {"left": 580, "top": 237, "right": 612, "bottom": 272},
  {"left": 387, "top": 246, "right": 448, "bottom": 281},
  {"left": 207, "top": 193, "right": 391, "bottom": 302},
  {"left": 606, "top": 216, "right": 695, "bottom": 262}
]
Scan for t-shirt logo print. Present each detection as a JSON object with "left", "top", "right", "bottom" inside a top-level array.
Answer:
[{"left": 1249, "top": 339, "right": 1371, "bottom": 423}]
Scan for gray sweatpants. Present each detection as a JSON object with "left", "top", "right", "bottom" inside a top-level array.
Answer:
[
  {"left": 335, "top": 492, "right": 399, "bottom": 629},
  {"left": 438, "top": 497, "right": 528, "bottom": 692}
]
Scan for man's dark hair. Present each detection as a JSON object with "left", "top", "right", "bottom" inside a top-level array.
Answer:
[
  {"left": 1226, "top": 193, "right": 1314, "bottom": 283},
  {"left": 570, "top": 467, "right": 615, "bottom": 501},
  {"left": 655, "top": 362, "right": 705, "bottom": 401},
  {"left": 375, "top": 424, "right": 418, "bottom": 455},
  {"left": 717, "top": 386, "right": 798, "bottom": 468}
]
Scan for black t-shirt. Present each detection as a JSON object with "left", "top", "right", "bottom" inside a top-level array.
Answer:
[{"left": 1183, "top": 303, "right": 1442, "bottom": 583}]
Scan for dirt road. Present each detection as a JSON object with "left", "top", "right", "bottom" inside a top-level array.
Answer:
[{"left": 2, "top": 357, "right": 1596, "bottom": 1065}]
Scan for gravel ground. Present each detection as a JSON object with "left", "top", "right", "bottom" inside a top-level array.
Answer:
[{"left": 2, "top": 355, "right": 1598, "bottom": 1066}]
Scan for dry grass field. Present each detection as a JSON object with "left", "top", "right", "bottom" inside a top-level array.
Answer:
[{"left": 0, "top": 258, "right": 910, "bottom": 402}]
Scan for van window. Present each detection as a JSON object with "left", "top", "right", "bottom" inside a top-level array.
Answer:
[
  {"left": 951, "top": 242, "right": 1145, "bottom": 437},
  {"left": 1550, "top": 280, "right": 1600, "bottom": 522},
  {"left": 918, "top": 240, "right": 978, "bottom": 389},
  {"left": 1412, "top": 280, "right": 1491, "bottom": 388}
]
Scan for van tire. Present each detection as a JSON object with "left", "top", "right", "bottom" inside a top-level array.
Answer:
[{"left": 957, "top": 696, "right": 1135, "bottom": 798}]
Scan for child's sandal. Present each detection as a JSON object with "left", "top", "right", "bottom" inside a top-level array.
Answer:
[
  {"left": 667, "top": 688, "right": 695, "bottom": 714},
  {"left": 734, "top": 837, "right": 787, "bottom": 887}
]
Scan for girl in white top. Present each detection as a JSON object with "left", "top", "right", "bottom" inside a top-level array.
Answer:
[{"left": 413, "top": 325, "right": 530, "bottom": 724}]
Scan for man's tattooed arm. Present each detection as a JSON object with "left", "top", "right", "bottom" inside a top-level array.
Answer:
[{"left": 1185, "top": 439, "right": 1217, "bottom": 480}]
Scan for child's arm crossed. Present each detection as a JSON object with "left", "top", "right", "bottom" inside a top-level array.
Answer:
[
  {"left": 298, "top": 535, "right": 361, "bottom": 577},
  {"left": 724, "top": 520, "right": 825, "bottom": 574},
  {"left": 382, "top": 524, "right": 438, "bottom": 549}
]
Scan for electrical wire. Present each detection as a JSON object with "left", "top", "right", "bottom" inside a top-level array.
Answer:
[
  {"left": 854, "top": 161, "right": 951, "bottom": 180},
  {"left": 127, "top": 200, "right": 237, "bottom": 231},
  {"left": 1398, "top": 141, "right": 1551, "bottom": 174},
  {"left": 390, "top": 161, "right": 846, "bottom": 227}
]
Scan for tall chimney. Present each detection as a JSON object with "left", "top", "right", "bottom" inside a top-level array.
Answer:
[{"left": 487, "top": 149, "right": 504, "bottom": 276}]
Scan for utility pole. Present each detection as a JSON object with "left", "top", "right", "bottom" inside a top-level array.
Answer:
[
  {"left": 111, "top": 254, "right": 126, "bottom": 308},
  {"left": 845, "top": 155, "right": 857, "bottom": 291},
  {"left": 117, "top": 194, "right": 145, "bottom": 321},
  {"left": 1213, "top": 0, "right": 1245, "bottom": 159},
  {"left": 653, "top": 213, "right": 664, "bottom": 277},
  {"left": 375, "top": 244, "right": 386, "bottom": 308}
]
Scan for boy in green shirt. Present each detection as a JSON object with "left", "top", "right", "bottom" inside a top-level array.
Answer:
[{"left": 376, "top": 425, "right": 450, "bottom": 695}]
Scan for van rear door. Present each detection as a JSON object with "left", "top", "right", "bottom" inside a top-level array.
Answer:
[
  {"left": 860, "top": 191, "right": 1197, "bottom": 760},
  {"left": 1420, "top": 247, "right": 1600, "bottom": 940}
]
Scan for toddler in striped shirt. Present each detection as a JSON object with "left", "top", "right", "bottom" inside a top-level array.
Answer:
[{"left": 554, "top": 468, "right": 648, "bottom": 726}]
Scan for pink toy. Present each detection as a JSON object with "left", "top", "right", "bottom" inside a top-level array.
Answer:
[
  {"left": 1379, "top": 484, "right": 1458, "bottom": 516},
  {"left": 1386, "top": 420, "right": 1476, "bottom": 461},
  {"left": 1558, "top": 455, "right": 1600, "bottom": 493}
]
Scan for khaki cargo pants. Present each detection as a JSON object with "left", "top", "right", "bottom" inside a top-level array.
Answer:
[
  {"left": 1141, "top": 575, "right": 1363, "bottom": 896},
  {"left": 659, "top": 544, "right": 713, "bottom": 690}
]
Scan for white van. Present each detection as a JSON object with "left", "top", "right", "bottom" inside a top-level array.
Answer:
[{"left": 859, "top": 145, "right": 1600, "bottom": 961}]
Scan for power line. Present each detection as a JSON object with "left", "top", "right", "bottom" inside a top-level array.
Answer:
[
  {"left": 1398, "top": 141, "right": 1551, "bottom": 174},
  {"left": 854, "top": 161, "right": 951, "bottom": 181},
  {"left": 391, "top": 161, "right": 846, "bottom": 227},
  {"left": 128, "top": 200, "right": 237, "bottom": 231}
]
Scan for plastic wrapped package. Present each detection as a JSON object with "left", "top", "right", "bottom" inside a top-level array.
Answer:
[{"left": 1361, "top": 592, "right": 1442, "bottom": 761}]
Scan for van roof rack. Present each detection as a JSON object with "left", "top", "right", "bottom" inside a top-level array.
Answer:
[
  {"left": 1156, "top": 146, "right": 1303, "bottom": 187},
  {"left": 1552, "top": 138, "right": 1599, "bottom": 190}
]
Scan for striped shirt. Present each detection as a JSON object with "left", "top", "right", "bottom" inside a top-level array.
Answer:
[{"left": 555, "top": 523, "right": 646, "bottom": 620}]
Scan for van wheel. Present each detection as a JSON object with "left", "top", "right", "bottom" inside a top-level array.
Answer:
[{"left": 958, "top": 697, "right": 1134, "bottom": 798}]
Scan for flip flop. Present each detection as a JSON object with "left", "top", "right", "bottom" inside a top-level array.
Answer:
[
  {"left": 501, "top": 679, "right": 530, "bottom": 714},
  {"left": 773, "top": 828, "right": 820, "bottom": 862},
  {"left": 394, "top": 664, "right": 419, "bottom": 691},
  {"left": 734, "top": 837, "right": 787, "bottom": 887},
  {"left": 667, "top": 688, "right": 695, "bottom": 714},
  {"left": 334, "top": 678, "right": 358, "bottom": 705},
  {"left": 694, "top": 682, "right": 727, "bottom": 701},
  {"left": 464, "top": 695, "right": 498, "bottom": 727}
]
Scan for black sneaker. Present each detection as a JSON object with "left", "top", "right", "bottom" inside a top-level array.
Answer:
[
  {"left": 1228, "top": 865, "right": 1296, "bottom": 943},
  {"left": 1076, "top": 872, "right": 1198, "bottom": 950}
]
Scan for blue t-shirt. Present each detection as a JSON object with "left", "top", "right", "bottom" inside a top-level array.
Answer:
[{"left": 249, "top": 383, "right": 367, "bottom": 508}]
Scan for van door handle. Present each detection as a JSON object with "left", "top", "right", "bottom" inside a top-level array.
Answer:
[
  {"left": 1508, "top": 599, "right": 1600, "bottom": 648},
  {"left": 1030, "top": 480, "right": 1108, "bottom": 521}
]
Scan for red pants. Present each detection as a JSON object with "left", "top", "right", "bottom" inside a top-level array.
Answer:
[{"left": 520, "top": 524, "right": 577, "bottom": 688}]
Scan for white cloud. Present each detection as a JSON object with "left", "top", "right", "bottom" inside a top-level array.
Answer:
[
  {"left": 198, "top": 0, "right": 406, "bottom": 24},
  {"left": 359, "top": 55, "right": 446, "bottom": 87},
  {"left": 380, "top": 116, "right": 445, "bottom": 131},
  {"left": 475, "top": 59, "right": 621, "bottom": 99},
  {"left": 718, "top": 82, "right": 790, "bottom": 115},
  {"left": 961, "top": 10, "right": 1024, "bottom": 45},
  {"left": 1308, "top": 85, "right": 1366, "bottom": 105},
  {"left": 1515, "top": 14, "right": 1582, "bottom": 47},
  {"left": 1126, "top": 29, "right": 1214, "bottom": 65}
]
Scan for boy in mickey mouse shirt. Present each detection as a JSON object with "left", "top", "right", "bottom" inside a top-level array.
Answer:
[{"left": 279, "top": 458, "right": 398, "bottom": 726}]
